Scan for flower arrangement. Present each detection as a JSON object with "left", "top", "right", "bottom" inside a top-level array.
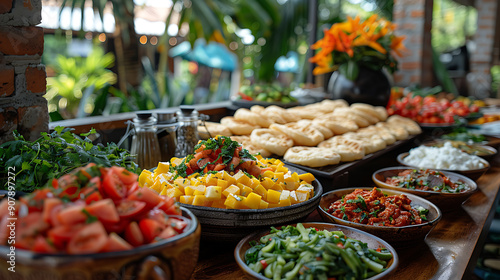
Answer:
[{"left": 310, "top": 15, "right": 406, "bottom": 81}]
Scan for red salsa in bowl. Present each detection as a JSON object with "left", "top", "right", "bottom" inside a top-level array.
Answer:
[
  {"left": 384, "top": 169, "right": 471, "bottom": 193},
  {"left": 327, "top": 188, "right": 428, "bottom": 227}
]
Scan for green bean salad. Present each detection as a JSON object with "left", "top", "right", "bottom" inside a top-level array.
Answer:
[{"left": 244, "top": 223, "right": 393, "bottom": 280}]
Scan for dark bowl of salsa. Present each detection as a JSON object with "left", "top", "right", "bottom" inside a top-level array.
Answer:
[
  {"left": 372, "top": 167, "right": 478, "bottom": 210},
  {"left": 318, "top": 187, "right": 442, "bottom": 247}
]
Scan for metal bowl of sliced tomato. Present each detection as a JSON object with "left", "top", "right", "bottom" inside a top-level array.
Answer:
[{"left": 0, "top": 163, "right": 201, "bottom": 280}]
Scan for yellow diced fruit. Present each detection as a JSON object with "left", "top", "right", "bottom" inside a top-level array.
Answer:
[
  {"left": 217, "top": 179, "right": 229, "bottom": 190},
  {"left": 262, "top": 170, "right": 274, "bottom": 178},
  {"left": 223, "top": 171, "right": 237, "bottom": 185},
  {"left": 150, "top": 180, "right": 164, "bottom": 194},
  {"left": 155, "top": 162, "right": 170, "bottom": 175},
  {"left": 280, "top": 190, "right": 290, "bottom": 201},
  {"left": 259, "top": 200, "right": 269, "bottom": 209},
  {"left": 163, "top": 186, "right": 183, "bottom": 198},
  {"left": 174, "top": 178, "right": 190, "bottom": 188},
  {"left": 241, "top": 186, "right": 253, "bottom": 197},
  {"left": 205, "top": 175, "right": 218, "bottom": 186},
  {"left": 275, "top": 160, "right": 285, "bottom": 168},
  {"left": 170, "top": 157, "right": 182, "bottom": 167},
  {"left": 224, "top": 194, "right": 244, "bottom": 209},
  {"left": 290, "top": 191, "right": 300, "bottom": 204},
  {"left": 278, "top": 197, "right": 291, "bottom": 207},
  {"left": 268, "top": 203, "right": 280, "bottom": 208},
  {"left": 190, "top": 178, "right": 201, "bottom": 186},
  {"left": 276, "top": 165, "right": 288, "bottom": 173},
  {"left": 291, "top": 172, "right": 299, "bottom": 182},
  {"left": 205, "top": 186, "right": 222, "bottom": 200},
  {"left": 282, "top": 181, "right": 298, "bottom": 191},
  {"left": 262, "top": 178, "right": 275, "bottom": 189},
  {"left": 298, "top": 184, "right": 314, "bottom": 196},
  {"left": 255, "top": 154, "right": 263, "bottom": 160},
  {"left": 179, "top": 195, "right": 194, "bottom": 205},
  {"left": 222, "top": 185, "right": 241, "bottom": 197},
  {"left": 273, "top": 172, "right": 285, "bottom": 183},
  {"left": 298, "top": 173, "right": 315, "bottom": 183},
  {"left": 250, "top": 178, "right": 261, "bottom": 189},
  {"left": 193, "top": 189, "right": 205, "bottom": 196},
  {"left": 138, "top": 170, "right": 153, "bottom": 188},
  {"left": 295, "top": 190, "right": 310, "bottom": 202},
  {"left": 267, "top": 189, "right": 281, "bottom": 204},
  {"left": 191, "top": 185, "right": 206, "bottom": 194},
  {"left": 269, "top": 183, "right": 284, "bottom": 192},
  {"left": 193, "top": 195, "right": 208, "bottom": 206},
  {"left": 234, "top": 170, "right": 251, "bottom": 186},
  {"left": 254, "top": 185, "right": 268, "bottom": 200},
  {"left": 184, "top": 186, "right": 195, "bottom": 196},
  {"left": 211, "top": 199, "right": 226, "bottom": 208},
  {"left": 243, "top": 193, "right": 262, "bottom": 209}
]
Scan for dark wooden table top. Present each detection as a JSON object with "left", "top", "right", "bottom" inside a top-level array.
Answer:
[{"left": 190, "top": 141, "right": 500, "bottom": 280}]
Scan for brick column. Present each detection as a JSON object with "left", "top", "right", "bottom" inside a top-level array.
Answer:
[
  {"left": 392, "top": 0, "right": 434, "bottom": 87},
  {"left": 0, "top": 0, "right": 47, "bottom": 144},
  {"left": 469, "top": 0, "right": 497, "bottom": 98}
]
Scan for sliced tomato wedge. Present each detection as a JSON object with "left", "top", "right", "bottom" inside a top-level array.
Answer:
[
  {"left": 42, "top": 198, "right": 63, "bottom": 224},
  {"left": 56, "top": 204, "right": 86, "bottom": 225},
  {"left": 0, "top": 216, "right": 9, "bottom": 245},
  {"left": 156, "top": 196, "right": 175, "bottom": 213},
  {"left": 67, "top": 222, "right": 108, "bottom": 254},
  {"left": 47, "top": 224, "right": 84, "bottom": 250},
  {"left": 127, "top": 182, "right": 139, "bottom": 196},
  {"left": 168, "top": 216, "right": 189, "bottom": 234},
  {"left": 129, "top": 188, "right": 162, "bottom": 209},
  {"left": 56, "top": 174, "right": 81, "bottom": 200},
  {"left": 116, "top": 200, "right": 147, "bottom": 219},
  {"left": 102, "top": 169, "right": 127, "bottom": 200},
  {"left": 124, "top": 221, "right": 144, "bottom": 247},
  {"left": 21, "top": 188, "right": 52, "bottom": 212},
  {"left": 102, "top": 232, "right": 133, "bottom": 252},
  {"left": 164, "top": 203, "right": 182, "bottom": 216},
  {"left": 16, "top": 212, "right": 49, "bottom": 250},
  {"left": 33, "top": 236, "right": 57, "bottom": 253},
  {"left": 103, "top": 218, "right": 130, "bottom": 235},
  {"left": 110, "top": 166, "right": 138, "bottom": 185},
  {"left": 157, "top": 226, "right": 177, "bottom": 240},
  {"left": 147, "top": 209, "right": 169, "bottom": 227},
  {"left": 81, "top": 177, "right": 102, "bottom": 204},
  {"left": 139, "top": 219, "right": 164, "bottom": 243},
  {"left": 85, "top": 199, "right": 120, "bottom": 223}
]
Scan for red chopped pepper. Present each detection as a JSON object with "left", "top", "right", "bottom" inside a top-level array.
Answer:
[{"left": 260, "top": 260, "right": 268, "bottom": 269}]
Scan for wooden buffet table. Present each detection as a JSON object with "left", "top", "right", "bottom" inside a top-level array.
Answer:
[{"left": 190, "top": 138, "right": 500, "bottom": 280}]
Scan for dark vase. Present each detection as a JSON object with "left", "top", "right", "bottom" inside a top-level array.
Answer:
[{"left": 326, "top": 67, "right": 392, "bottom": 107}]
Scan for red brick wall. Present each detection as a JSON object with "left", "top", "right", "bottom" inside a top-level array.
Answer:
[
  {"left": 0, "top": 0, "right": 47, "bottom": 144},
  {"left": 392, "top": 0, "right": 435, "bottom": 88}
]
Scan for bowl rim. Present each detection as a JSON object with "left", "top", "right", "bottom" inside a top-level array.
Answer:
[
  {"left": 318, "top": 187, "right": 443, "bottom": 230},
  {"left": 371, "top": 166, "right": 478, "bottom": 196},
  {"left": 0, "top": 206, "right": 199, "bottom": 260},
  {"left": 180, "top": 178, "right": 323, "bottom": 214},
  {"left": 234, "top": 222, "right": 399, "bottom": 280},
  {"left": 396, "top": 152, "right": 490, "bottom": 173}
]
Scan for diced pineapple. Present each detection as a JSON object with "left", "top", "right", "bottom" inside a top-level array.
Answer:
[
  {"left": 205, "top": 174, "right": 218, "bottom": 186},
  {"left": 234, "top": 170, "right": 251, "bottom": 186},
  {"left": 224, "top": 194, "right": 244, "bottom": 209},
  {"left": 170, "top": 157, "right": 182, "bottom": 167},
  {"left": 179, "top": 195, "right": 194, "bottom": 205},
  {"left": 193, "top": 189, "right": 205, "bottom": 196},
  {"left": 164, "top": 186, "right": 183, "bottom": 198},
  {"left": 262, "top": 170, "right": 274, "bottom": 178},
  {"left": 280, "top": 190, "right": 290, "bottom": 201},
  {"left": 138, "top": 170, "right": 153, "bottom": 188},
  {"left": 254, "top": 185, "right": 268, "bottom": 200},
  {"left": 250, "top": 177, "right": 261, "bottom": 189},
  {"left": 243, "top": 193, "right": 262, "bottom": 209},
  {"left": 259, "top": 200, "right": 269, "bottom": 209},
  {"left": 261, "top": 178, "right": 275, "bottom": 189},
  {"left": 241, "top": 186, "right": 253, "bottom": 197},
  {"left": 276, "top": 165, "right": 288, "bottom": 173},
  {"left": 223, "top": 171, "right": 237, "bottom": 185},
  {"left": 273, "top": 172, "right": 285, "bottom": 183},
  {"left": 295, "top": 190, "right": 310, "bottom": 202},
  {"left": 298, "top": 173, "right": 315, "bottom": 183},
  {"left": 267, "top": 189, "right": 281, "bottom": 204},
  {"left": 278, "top": 197, "right": 291, "bottom": 207},
  {"left": 192, "top": 195, "right": 207, "bottom": 206},
  {"left": 269, "top": 183, "right": 284, "bottom": 192},
  {"left": 150, "top": 180, "right": 164, "bottom": 194},
  {"left": 222, "top": 185, "right": 241, "bottom": 197},
  {"left": 217, "top": 179, "right": 229, "bottom": 190},
  {"left": 205, "top": 186, "right": 222, "bottom": 200},
  {"left": 290, "top": 191, "right": 299, "bottom": 204},
  {"left": 155, "top": 162, "right": 170, "bottom": 175},
  {"left": 191, "top": 185, "right": 206, "bottom": 194},
  {"left": 184, "top": 186, "right": 195, "bottom": 196},
  {"left": 174, "top": 177, "right": 190, "bottom": 188}
]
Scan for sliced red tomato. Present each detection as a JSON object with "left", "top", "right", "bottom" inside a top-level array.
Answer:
[
  {"left": 157, "top": 226, "right": 177, "bottom": 240},
  {"left": 56, "top": 204, "right": 87, "bottom": 225},
  {"left": 42, "top": 198, "right": 63, "bottom": 224},
  {"left": 168, "top": 216, "right": 189, "bottom": 234},
  {"left": 47, "top": 224, "right": 84, "bottom": 249},
  {"left": 124, "top": 221, "right": 144, "bottom": 247},
  {"left": 103, "top": 218, "right": 130, "bottom": 235},
  {"left": 85, "top": 199, "right": 120, "bottom": 223},
  {"left": 81, "top": 177, "right": 102, "bottom": 204},
  {"left": 56, "top": 174, "right": 81, "bottom": 200},
  {"left": 21, "top": 188, "right": 52, "bottom": 212},
  {"left": 16, "top": 212, "right": 49, "bottom": 250},
  {"left": 127, "top": 182, "right": 139, "bottom": 196},
  {"left": 102, "top": 232, "right": 133, "bottom": 252},
  {"left": 128, "top": 188, "right": 162, "bottom": 209},
  {"left": 139, "top": 219, "right": 164, "bottom": 243},
  {"left": 102, "top": 169, "right": 127, "bottom": 200},
  {"left": 116, "top": 200, "right": 147, "bottom": 219},
  {"left": 147, "top": 209, "right": 169, "bottom": 227},
  {"left": 0, "top": 216, "right": 9, "bottom": 245},
  {"left": 110, "top": 166, "right": 138, "bottom": 185},
  {"left": 33, "top": 236, "right": 57, "bottom": 253},
  {"left": 164, "top": 203, "right": 182, "bottom": 216},
  {"left": 67, "top": 222, "right": 108, "bottom": 254},
  {"left": 156, "top": 196, "right": 175, "bottom": 213}
]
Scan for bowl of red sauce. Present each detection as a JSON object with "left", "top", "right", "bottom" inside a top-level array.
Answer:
[
  {"left": 318, "top": 187, "right": 441, "bottom": 247},
  {"left": 372, "top": 167, "right": 478, "bottom": 210}
]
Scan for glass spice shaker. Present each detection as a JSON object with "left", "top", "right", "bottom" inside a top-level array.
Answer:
[
  {"left": 174, "top": 106, "right": 200, "bottom": 158},
  {"left": 156, "top": 111, "right": 177, "bottom": 162},
  {"left": 130, "top": 112, "right": 162, "bottom": 170}
]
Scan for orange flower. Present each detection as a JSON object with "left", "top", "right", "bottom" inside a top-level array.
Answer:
[{"left": 310, "top": 14, "right": 405, "bottom": 78}]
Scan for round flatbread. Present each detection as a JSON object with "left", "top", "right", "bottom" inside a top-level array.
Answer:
[
  {"left": 375, "top": 122, "right": 409, "bottom": 140},
  {"left": 250, "top": 105, "right": 265, "bottom": 114},
  {"left": 387, "top": 115, "right": 422, "bottom": 135},
  {"left": 287, "top": 107, "right": 318, "bottom": 120},
  {"left": 284, "top": 146, "right": 341, "bottom": 167},
  {"left": 343, "top": 132, "right": 387, "bottom": 154},
  {"left": 319, "top": 99, "right": 349, "bottom": 112},
  {"left": 313, "top": 116, "right": 358, "bottom": 135},
  {"left": 230, "top": 135, "right": 271, "bottom": 158},
  {"left": 318, "top": 136, "right": 365, "bottom": 162},
  {"left": 265, "top": 105, "right": 300, "bottom": 123},
  {"left": 198, "top": 122, "right": 232, "bottom": 139},
  {"left": 297, "top": 119, "right": 334, "bottom": 139},
  {"left": 350, "top": 103, "right": 383, "bottom": 121},
  {"left": 357, "top": 126, "right": 396, "bottom": 145},
  {"left": 220, "top": 116, "right": 260, "bottom": 135},
  {"left": 350, "top": 107, "right": 379, "bottom": 124},
  {"left": 332, "top": 108, "right": 370, "bottom": 128},
  {"left": 270, "top": 123, "right": 324, "bottom": 147},
  {"left": 234, "top": 108, "right": 272, "bottom": 128},
  {"left": 374, "top": 106, "right": 388, "bottom": 121},
  {"left": 250, "top": 128, "right": 294, "bottom": 156}
]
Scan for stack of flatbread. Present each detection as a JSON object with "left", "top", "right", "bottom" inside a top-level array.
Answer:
[{"left": 206, "top": 100, "right": 421, "bottom": 167}]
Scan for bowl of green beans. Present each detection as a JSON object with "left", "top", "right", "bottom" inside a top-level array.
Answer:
[{"left": 234, "top": 222, "right": 398, "bottom": 280}]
